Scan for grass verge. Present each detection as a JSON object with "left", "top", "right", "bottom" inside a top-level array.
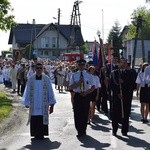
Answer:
[{"left": 0, "top": 92, "right": 13, "bottom": 123}]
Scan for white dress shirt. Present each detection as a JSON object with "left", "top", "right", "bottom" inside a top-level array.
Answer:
[{"left": 69, "top": 70, "right": 95, "bottom": 93}]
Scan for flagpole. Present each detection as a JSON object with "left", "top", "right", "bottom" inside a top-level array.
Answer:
[
  {"left": 102, "top": 9, "right": 104, "bottom": 42},
  {"left": 110, "top": 39, "right": 113, "bottom": 72}
]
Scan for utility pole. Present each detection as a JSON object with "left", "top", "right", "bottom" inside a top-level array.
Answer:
[
  {"left": 57, "top": 8, "right": 60, "bottom": 57},
  {"left": 102, "top": 9, "right": 104, "bottom": 42},
  {"left": 29, "top": 19, "right": 35, "bottom": 60},
  {"left": 132, "top": 15, "right": 145, "bottom": 68},
  {"left": 141, "top": 20, "right": 145, "bottom": 63}
]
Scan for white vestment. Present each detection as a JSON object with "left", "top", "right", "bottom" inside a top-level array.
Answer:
[
  {"left": 22, "top": 73, "right": 56, "bottom": 125},
  {"left": 9, "top": 68, "right": 17, "bottom": 89}
]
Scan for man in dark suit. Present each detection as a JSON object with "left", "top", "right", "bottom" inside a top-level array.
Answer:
[{"left": 110, "top": 58, "right": 134, "bottom": 136}]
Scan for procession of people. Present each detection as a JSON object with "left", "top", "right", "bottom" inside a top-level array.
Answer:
[{"left": 0, "top": 55, "right": 150, "bottom": 139}]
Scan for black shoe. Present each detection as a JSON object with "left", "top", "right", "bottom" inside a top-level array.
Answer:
[
  {"left": 87, "top": 121, "right": 91, "bottom": 125},
  {"left": 122, "top": 133, "right": 128, "bottom": 136},
  {"left": 91, "top": 120, "right": 95, "bottom": 124},
  {"left": 143, "top": 119, "right": 149, "bottom": 123},
  {"left": 112, "top": 132, "right": 117, "bottom": 136}
]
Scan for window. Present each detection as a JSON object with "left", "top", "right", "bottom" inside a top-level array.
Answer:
[
  {"left": 44, "top": 51, "right": 49, "bottom": 56},
  {"left": 52, "top": 37, "right": 56, "bottom": 48},
  {"left": 40, "top": 50, "right": 43, "bottom": 55},
  {"left": 41, "top": 37, "right": 49, "bottom": 48},
  {"left": 45, "top": 44, "right": 49, "bottom": 48},
  {"left": 52, "top": 44, "right": 56, "bottom": 48}
]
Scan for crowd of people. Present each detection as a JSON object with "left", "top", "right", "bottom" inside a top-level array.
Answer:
[{"left": 0, "top": 56, "right": 150, "bottom": 139}]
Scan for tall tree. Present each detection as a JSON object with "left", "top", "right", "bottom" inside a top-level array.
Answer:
[
  {"left": 107, "top": 21, "right": 122, "bottom": 57},
  {"left": 125, "top": 6, "right": 150, "bottom": 40},
  {"left": 0, "top": 0, "right": 16, "bottom": 31}
]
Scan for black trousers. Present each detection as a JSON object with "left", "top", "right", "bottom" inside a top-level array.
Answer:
[
  {"left": 101, "top": 86, "right": 108, "bottom": 113},
  {"left": 21, "top": 80, "right": 26, "bottom": 95},
  {"left": 30, "top": 116, "right": 48, "bottom": 137},
  {"left": 112, "top": 97, "right": 130, "bottom": 134},
  {"left": 17, "top": 79, "right": 21, "bottom": 94},
  {"left": 73, "top": 93, "right": 90, "bottom": 134}
]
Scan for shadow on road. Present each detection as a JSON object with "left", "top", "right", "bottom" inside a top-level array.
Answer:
[
  {"left": 89, "top": 114, "right": 111, "bottom": 133},
  {"left": 22, "top": 138, "right": 61, "bottom": 150},
  {"left": 77, "top": 135, "right": 110, "bottom": 150},
  {"left": 116, "top": 135, "right": 150, "bottom": 150},
  {"left": 129, "top": 125, "right": 145, "bottom": 134}
]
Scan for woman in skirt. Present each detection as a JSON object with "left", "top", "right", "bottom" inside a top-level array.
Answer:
[
  {"left": 88, "top": 66, "right": 101, "bottom": 124},
  {"left": 136, "top": 62, "right": 149, "bottom": 123}
]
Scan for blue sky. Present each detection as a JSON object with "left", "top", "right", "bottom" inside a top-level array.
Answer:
[{"left": 0, "top": 0, "right": 148, "bottom": 53}]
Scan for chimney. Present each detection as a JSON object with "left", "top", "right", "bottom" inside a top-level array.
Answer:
[{"left": 32, "top": 19, "right": 36, "bottom": 24}]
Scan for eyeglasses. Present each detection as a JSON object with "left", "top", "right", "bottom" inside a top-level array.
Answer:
[{"left": 36, "top": 67, "right": 42, "bottom": 69}]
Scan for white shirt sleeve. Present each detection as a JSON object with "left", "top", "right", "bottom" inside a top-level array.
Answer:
[{"left": 143, "top": 66, "right": 150, "bottom": 84}]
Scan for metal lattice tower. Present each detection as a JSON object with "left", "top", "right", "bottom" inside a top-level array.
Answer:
[
  {"left": 68, "top": 0, "right": 82, "bottom": 51},
  {"left": 70, "top": 0, "right": 82, "bottom": 27}
]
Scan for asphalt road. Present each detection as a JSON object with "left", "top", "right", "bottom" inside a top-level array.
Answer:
[{"left": 0, "top": 84, "right": 150, "bottom": 150}]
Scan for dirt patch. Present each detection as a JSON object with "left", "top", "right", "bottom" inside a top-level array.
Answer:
[
  {"left": 0, "top": 85, "right": 27, "bottom": 137},
  {"left": 0, "top": 106, "right": 27, "bottom": 136}
]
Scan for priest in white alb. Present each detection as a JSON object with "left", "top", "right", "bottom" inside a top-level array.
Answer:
[{"left": 22, "top": 63, "right": 56, "bottom": 140}]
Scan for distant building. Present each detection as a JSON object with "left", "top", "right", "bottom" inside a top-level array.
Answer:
[
  {"left": 120, "top": 25, "right": 150, "bottom": 65},
  {"left": 123, "top": 39, "right": 150, "bottom": 65},
  {"left": 8, "top": 22, "right": 84, "bottom": 60}
]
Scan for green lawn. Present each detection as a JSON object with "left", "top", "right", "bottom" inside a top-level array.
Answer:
[{"left": 0, "top": 92, "right": 13, "bottom": 123}]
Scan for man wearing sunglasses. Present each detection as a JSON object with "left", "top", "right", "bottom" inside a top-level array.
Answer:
[{"left": 22, "top": 63, "right": 56, "bottom": 140}]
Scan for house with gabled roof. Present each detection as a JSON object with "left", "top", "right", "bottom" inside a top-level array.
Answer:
[{"left": 8, "top": 22, "right": 84, "bottom": 60}]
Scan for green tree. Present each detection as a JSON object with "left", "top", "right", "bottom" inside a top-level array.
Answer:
[
  {"left": 80, "top": 42, "right": 88, "bottom": 54},
  {"left": 126, "top": 6, "right": 150, "bottom": 40},
  {"left": 107, "top": 21, "right": 122, "bottom": 57},
  {"left": 1, "top": 50, "right": 12, "bottom": 58},
  {"left": 0, "top": 0, "right": 16, "bottom": 31},
  {"left": 23, "top": 44, "right": 34, "bottom": 59}
]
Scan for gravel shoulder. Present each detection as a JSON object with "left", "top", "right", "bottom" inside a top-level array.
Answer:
[{"left": 0, "top": 84, "right": 27, "bottom": 137}]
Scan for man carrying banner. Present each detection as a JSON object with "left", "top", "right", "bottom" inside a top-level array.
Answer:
[
  {"left": 110, "top": 58, "right": 133, "bottom": 136},
  {"left": 69, "top": 59, "right": 95, "bottom": 137}
]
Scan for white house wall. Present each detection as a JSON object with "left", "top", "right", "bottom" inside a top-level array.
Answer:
[
  {"left": 34, "top": 30, "right": 68, "bottom": 49},
  {"left": 12, "top": 35, "right": 18, "bottom": 49},
  {"left": 125, "top": 39, "right": 150, "bottom": 65}
]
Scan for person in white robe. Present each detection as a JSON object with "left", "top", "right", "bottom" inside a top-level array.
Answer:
[
  {"left": 9, "top": 64, "right": 18, "bottom": 92},
  {"left": 15, "top": 61, "right": 21, "bottom": 70},
  {"left": 22, "top": 63, "right": 56, "bottom": 140},
  {"left": 27, "top": 64, "right": 35, "bottom": 79},
  {"left": 0, "top": 67, "right": 3, "bottom": 83},
  {"left": 56, "top": 65, "right": 65, "bottom": 93},
  {"left": 3, "top": 65, "right": 10, "bottom": 87}
]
